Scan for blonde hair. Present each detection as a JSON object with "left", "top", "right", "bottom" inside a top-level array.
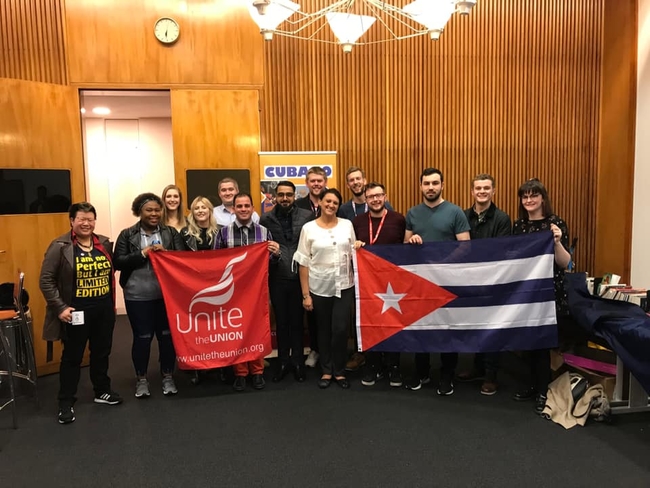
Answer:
[
  {"left": 161, "top": 184, "right": 184, "bottom": 226},
  {"left": 187, "top": 196, "right": 218, "bottom": 246}
]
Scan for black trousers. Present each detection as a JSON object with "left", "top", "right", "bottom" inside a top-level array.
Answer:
[
  {"left": 415, "top": 352, "right": 458, "bottom": 379},
  {"left": 270, "top": 279, "right": 304, "bottom": 366},
  {"left": 312, "top": 287, "right": 354, "bottom": 376},
  {"left": 58, "top": 305, "right": 115, "bottom": 406},
  {"left": 471, "top": 352, "right": 500, "bottom": 376},
  {"left": 307, "top": 310, "right": 318, "bottom": 352},
  {"left": 366, "top": 351, "right": 400, "bottom": 370}
]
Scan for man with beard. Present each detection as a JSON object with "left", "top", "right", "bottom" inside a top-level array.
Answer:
[
  {"left": 404, "top": 168, "right": 470, "bottom": 395},
  {"left": 339, "top": 167, "right": 393, "bottom": 221},
  {"left": 457, "top": 174, "right": 511, "bottom": 395},
  {"left": 352, "top": 182, "right": 406, "bottom": 387},
  {"left": 295, "top": 166, "right": 327, "bottom": 367},
  {"left": 260, "top": 181, "right": 314, "bottom": 383},
  {"left": 213, "top": 177, "right": 260, "bottom": 228},
  {"left": 295, "top": 166, "right": 327, "bottom": 218}
]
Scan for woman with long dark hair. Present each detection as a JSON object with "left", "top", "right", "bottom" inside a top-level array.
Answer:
[
  {"left": 114, "top": 193, "right": 185, "bottom": 399},
  {"left": 511, "top": 179, "right": 571, "bottom": 415}
]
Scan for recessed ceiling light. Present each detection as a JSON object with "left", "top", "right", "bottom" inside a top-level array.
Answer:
[
  {"left": 80, "top": 107, "right": 86, "bottom": 114},
  {"left": 92, "top": 107, "right": 111, "bottom": 115}
]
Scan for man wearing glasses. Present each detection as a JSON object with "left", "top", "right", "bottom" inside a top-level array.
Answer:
[
  {"left": 352, "top": 182, "right": 406, "bottom": 388},
  {"left": 260, "top": 181, "right": 314, "bottom": 383}
]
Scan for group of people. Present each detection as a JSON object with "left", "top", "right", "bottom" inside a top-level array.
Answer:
[{"left": 39, "top": 165, "right": 571, "bottom": 426}]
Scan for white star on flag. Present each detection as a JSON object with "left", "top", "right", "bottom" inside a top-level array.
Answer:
[{"left": 374, "top": 283, "right": 407, "bottom": 314}]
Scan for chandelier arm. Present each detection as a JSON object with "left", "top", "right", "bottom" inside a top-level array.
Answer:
[{"left": 364, "top": 1, "right": 422, "bottom": 39}]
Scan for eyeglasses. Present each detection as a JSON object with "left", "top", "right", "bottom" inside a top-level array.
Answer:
[
  {"left": 74, "top": 218, "right": 95, "bottom": 224},
  {"left": 521, "top": 194, "right": 541, "bottom": 201},
  {"left": 365, "top": 193, "right": 385, "bottom": 201},
  {"left": 276, "top": 192, "right": 295, "bottom": 198}
]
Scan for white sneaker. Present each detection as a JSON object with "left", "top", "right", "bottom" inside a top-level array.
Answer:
[
  {"left": 162, "top": 376, "right": 178, "bottom": 396},
  {"left": 135, "top": 378, "right": 151, "bottom": 399},
  {"left": 305, "top": 350, "right": 319, "bottom": 368}
]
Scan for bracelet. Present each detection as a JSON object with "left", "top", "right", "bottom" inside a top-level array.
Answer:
[{"left": 302, "top": 294, "right": 310, "bottom": 300}]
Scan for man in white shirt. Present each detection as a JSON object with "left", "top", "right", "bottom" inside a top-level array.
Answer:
[{"left": 213, "top": 177, "right": 260, "bottom": 228}]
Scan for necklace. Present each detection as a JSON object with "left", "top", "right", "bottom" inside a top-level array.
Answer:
[{"left": 77, "top": 240, "right": 93, "bottom": 251}]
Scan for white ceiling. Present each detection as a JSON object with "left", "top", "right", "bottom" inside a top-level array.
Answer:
[{"left": 80, "top": 90, "right": 171, "bottom": 119}]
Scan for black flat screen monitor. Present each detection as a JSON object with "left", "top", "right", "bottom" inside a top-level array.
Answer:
[{"left": 0, "top": 169, "right": 72, "bottom": 215}]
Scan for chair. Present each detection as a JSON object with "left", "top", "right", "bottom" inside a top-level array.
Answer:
[{"left": 0, "top": 272, "right": 39, "bottom": 428}]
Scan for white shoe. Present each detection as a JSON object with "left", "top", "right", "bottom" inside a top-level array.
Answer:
[{"left": 305, "top": 350, "right": 319, "bottom": 368}]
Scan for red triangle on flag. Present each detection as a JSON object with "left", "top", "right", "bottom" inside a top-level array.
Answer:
[{"left": 356, "top": 248, "right": 457, "bottom": 350}]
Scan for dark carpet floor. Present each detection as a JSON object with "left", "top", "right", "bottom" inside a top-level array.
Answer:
[{"left": 1, "top": 316, "right": 649, "bottom": 487}]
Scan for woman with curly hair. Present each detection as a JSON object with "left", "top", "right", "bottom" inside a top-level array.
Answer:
[{"left": 114, "top": 193, "right": 185, "bottom": 399}]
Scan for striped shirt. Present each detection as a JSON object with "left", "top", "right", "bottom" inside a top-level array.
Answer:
[{"left": 214, "top": 220, "right": 273, "bottom": 249}]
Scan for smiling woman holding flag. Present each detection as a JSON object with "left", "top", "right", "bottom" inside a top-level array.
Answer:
[
  {"left": 294, "top": 188, "right": 363, "bottom": 390},
  {"left": 114, "top": 193, "right": 185, "bottom": 399}
]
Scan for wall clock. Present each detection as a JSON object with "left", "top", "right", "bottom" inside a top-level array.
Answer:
[{"left": 154, "top": 17, "right": 180, "bottom": 45}]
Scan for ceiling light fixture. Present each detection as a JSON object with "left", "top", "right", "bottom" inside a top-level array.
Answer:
[
  {"left": 247, "top": 0, "right": 476, "bottom": 52},
  {"left": 91, "top": 107, "right": 111, "bottom": 115}
]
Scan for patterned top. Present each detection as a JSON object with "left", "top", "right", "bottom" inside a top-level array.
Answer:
[
  {"left": 513, "top": 214, "right": 569, "bottom": 316},
  {"left": 214, "top": 220, "right": 272, "bottom": 249}
]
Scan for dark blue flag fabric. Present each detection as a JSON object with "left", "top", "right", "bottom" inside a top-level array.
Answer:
[{"left": 354, "top": 232, "right": 559, "bottom": 353}]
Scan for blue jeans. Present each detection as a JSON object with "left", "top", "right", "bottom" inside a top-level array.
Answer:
[{"left": 125, "top": 299, "right": 176, "bottom": 376}]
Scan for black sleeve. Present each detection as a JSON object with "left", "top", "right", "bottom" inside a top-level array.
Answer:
[
  {"left": 113, "top": 229, "right": 146, "bottom": 271},
  {"left": 169, "top": 227, "right": 185, "bottom": 250},
  {"left": 496, "top": 213, "right": 512, "bottom": 237}
]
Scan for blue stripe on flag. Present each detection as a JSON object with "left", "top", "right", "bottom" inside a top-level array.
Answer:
[
  {"left": 366, "top": 326, "right": 558, "bottom": 353},
  {"left": 366, "top": 232, "right": 554, "bottom": 265},
  {"left": 443, "top": 278, "right": 556, "bottom": 308}
]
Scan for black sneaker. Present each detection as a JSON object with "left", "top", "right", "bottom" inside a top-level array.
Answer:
[
  {"left": 252, "top": 374, "right": 266, "bottom": 390},
  {"left": 58, "top": 405, "right": 75, "bottom": 424},
  {"left": 233, "top": 376, "right": 247, "bottom": 392},
  {"left": 388, "top": 367, "right": 403, "bottom": 387},
  {"left": 94, "top": 391, "right": 123, "bottom": 405},
  {"left": 361, "top": 366, "right": 376, "bottom": 387},
  {"left": 437, "top": 376, "right": 454, "bottom": 396},
  {"left": 405, "top": 376, "right": 430, "bottom": 391}
]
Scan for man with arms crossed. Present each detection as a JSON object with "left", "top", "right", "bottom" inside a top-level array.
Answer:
[
  {"left": 353, "top": 182, "right": 406, "bottom": 387},
  {"left": 213, "top": 177, "right": 260, "bottom": 228},
  {"left": 457, "top": 174, "right": 511, "bottom": 395},
  {"left": 260, "top": 181, "right": 313, "bottom": 383},
  {"left": 404, "top": 168, "right": 471, "bottom": 396}
]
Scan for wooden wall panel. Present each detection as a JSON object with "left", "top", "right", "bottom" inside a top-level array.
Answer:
[
  {"left": 261, "top": 0, "right": 607, "bottom": 276},
  {"left": 0, "top": 78, "right": 86, "bottom": 375},
  {"left": 596, "top": 0, "right": 637, "bottom": 281},
  {"left": 0, "top": 0, "right": 67, "bottom": 84},
  {"left": 64, "top": 0, "right": 264, "bottom": 87},
  {"left": 171, "top": 89, "right": 261, "bottom": 207}
]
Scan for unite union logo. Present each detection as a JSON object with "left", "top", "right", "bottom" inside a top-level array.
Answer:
[{"left": 176, "top": 252, "right": 248, "bottom": 344}]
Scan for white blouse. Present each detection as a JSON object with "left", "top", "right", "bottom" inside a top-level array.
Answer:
[{"left": 293, "top": 218, "right": 356, "bottom": 298}]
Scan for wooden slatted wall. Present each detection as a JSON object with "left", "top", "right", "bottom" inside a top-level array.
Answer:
[
  {"left": 0, "top": 0, "right": 67, "bottom": 84},
  {"left": 261, "top": 0, "right": 603, "bottom": 274}
]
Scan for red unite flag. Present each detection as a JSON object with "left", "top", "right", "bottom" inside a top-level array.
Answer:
[{"left": 149, "top": 243, "right": 271, "bottom": 369}]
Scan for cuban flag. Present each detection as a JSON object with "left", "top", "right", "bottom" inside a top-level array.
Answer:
[{"left": 354, "top": 232, "right": 558, "bottom": 353}]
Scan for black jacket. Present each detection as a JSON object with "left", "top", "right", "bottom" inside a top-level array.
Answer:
[
  {"left": 260, "top": 205, "right": 314, "bottom": 280},
  {"left": 114, "top": 222, "right": 184, "bottom": 288},
  {"left": 180, "top": 227, "right": 218, "bottom": 251},
  {"left": 464, "top": 203, "right": 512, "bottom": 239}
]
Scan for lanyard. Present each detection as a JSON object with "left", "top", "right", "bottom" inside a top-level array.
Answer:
[
  {"left": 368, "top": 210, "right": 387, "bottom": 245},
  {"left": 352, "top": 201, "right": 368, "bottom": 216},
  {"left": 310, "top": 199, "right": 320, "bottom": 216}
]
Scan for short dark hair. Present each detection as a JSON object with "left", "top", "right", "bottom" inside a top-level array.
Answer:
[
  {"left": 233, "top": 192, "right": 253, "bottom": 205},
  {"left": 365, "top": 182, "right": 385, "bottom": 194},
  {"left": 420, "top": 168, "right": 444, "bottom": 183},
  {"left": 131, "top": 193, "right": 163, "bottom": 217},
  {"left": 275, "top": 181, "right": 296, "bottom": 192},
  {"left": 517, "top": 178, "right": 554, "bottom": 219},
  {"left": 472, "top": 173, "right": 495, "bottom": 187},
  {"left": 319, "top": 188, "right": 342, "bottom": 205},
  {"left": 69, "top": 202, "right": 96, "bottom": 220}
]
